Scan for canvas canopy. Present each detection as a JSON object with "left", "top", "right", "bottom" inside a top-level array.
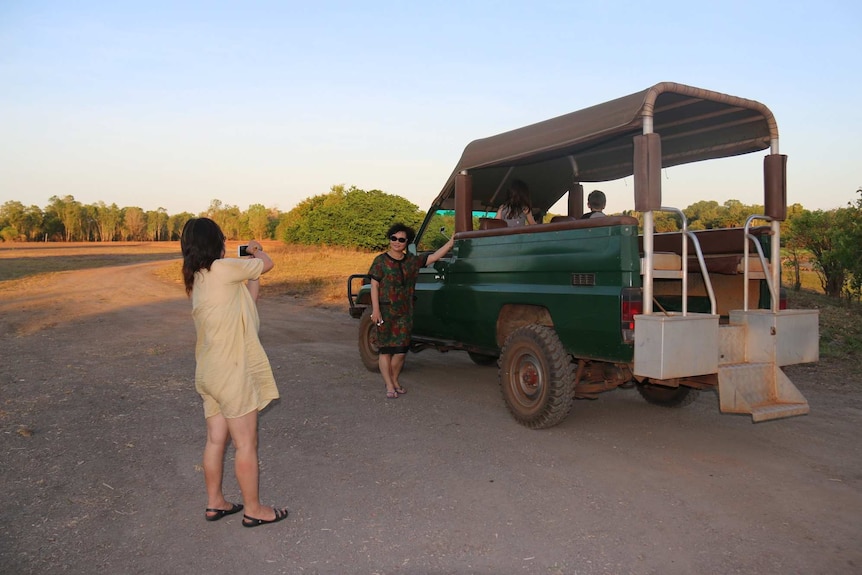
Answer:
[{"left": 431, "top": 82, "right": 779, "bottom": 214}]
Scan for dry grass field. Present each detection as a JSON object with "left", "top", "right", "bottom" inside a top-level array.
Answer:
[
  {"left": 0, "top": 242, "right": 180, "bottom": 282},
  {"left": 150, "top": 241, "right": 377, "bottom": 307},
  {"left": 0, "top": 241, "right": 376, "bottom": 308}
]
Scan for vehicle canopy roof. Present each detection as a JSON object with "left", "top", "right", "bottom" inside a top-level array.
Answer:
[{"left": 432, "top": 81, "right": 779, "bottom": 214}]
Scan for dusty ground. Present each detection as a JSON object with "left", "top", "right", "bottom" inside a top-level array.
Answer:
[{"left": 1, "top": 255, "right": 861, "bottom": 575}]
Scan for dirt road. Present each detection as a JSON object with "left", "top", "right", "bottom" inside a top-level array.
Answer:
[{"left": 1, "top": 261, "right": 860, "bottom": 574}]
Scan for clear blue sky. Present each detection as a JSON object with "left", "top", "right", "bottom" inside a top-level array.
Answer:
[{"left": 1, "top": 0, "right": 860, "bottom": 217}]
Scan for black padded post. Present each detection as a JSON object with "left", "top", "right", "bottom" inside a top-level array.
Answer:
[
  {"left": 764, "top": 154, "right": 787, "bottom": 221},
  {"left": 634, "top": 133, "right": 662, "bottom": 212}
]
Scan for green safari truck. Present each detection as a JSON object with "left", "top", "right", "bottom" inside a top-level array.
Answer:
[{"left": 348, "top": 81, "right": 819, "bottom": 429}]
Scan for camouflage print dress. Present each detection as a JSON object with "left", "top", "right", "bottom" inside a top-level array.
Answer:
[{"left": 368, "top": 251, "right": 429, "bottom": 354}]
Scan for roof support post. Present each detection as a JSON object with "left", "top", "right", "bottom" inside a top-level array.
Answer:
[
  {"left": 567, "top": 156, "right": 584, "bottom": 218},
  {"left": 634, "top": 132, "right": 662, "bottom": 315},
  {"left": 642, "top": 212, "right": 655, "bottom": 314},
  {"left": 764, "top": 147, "right": 786, "bottom": 309},
  {"left": 455, "top": 171, "right": 473, "bottom": 233},
  {"left": 568, "top": 184, "right": 584, "bottom": 218}
]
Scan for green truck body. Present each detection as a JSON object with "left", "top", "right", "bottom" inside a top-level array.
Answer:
[{"left": 413, "top": 219, "right": 641, "bottom": 361}]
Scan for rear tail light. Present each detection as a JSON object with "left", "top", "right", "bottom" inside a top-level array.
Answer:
[
  {"left": 621, "top": 287, "right": 642, "bottom": 344},
  {"left": 779, "top": 287, "right": 787, "bottom": 310}
]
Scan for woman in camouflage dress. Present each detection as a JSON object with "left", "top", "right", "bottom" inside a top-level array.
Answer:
[{"left": 368, "top": 223, "right": 454, "bottom": 398}]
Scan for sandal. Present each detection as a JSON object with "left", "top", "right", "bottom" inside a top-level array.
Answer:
[
  {"left": 386, "top": 390, "right": 398, "bottom": 399},
  {"left": 394, "top": 386, "right": 406, "bottom": 394},
  {"left": 205, "top": 502, "right": 243, "bottom": 522},
  {"left": 242, "top": 507, "right": 289, "bottom": 528}
]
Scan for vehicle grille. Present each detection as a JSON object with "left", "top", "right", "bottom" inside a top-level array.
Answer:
[{"left": 571, "top": 273, "right": 596, "bottom": 286}]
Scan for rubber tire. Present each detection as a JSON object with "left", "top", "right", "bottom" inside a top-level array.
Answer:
[
  {"left": 636, "top": 381, "right": 698, "bottom": 408},
  {"left": 498, "top": 325, "right": 575, "bottom": 429},
  {"left": 468, "top": 351, "right": 498, "bottom": 366},
  {"left": 358, "top": 308, "right": 380, "bottom": 372}
]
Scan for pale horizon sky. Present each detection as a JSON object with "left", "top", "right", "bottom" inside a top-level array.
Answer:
[{"left": 1, "top": 1, "right": 860, "bottom": 218}]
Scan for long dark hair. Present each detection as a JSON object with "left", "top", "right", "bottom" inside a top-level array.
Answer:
[
  {"left": 180, "top": 218, "right": 225, "bottom": 295},
  {"left": 502, "top": 179, "right": 532, "bottom": 218}
]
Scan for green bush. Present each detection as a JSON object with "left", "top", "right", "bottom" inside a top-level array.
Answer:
[{"left": 279, "top": 185, "right": 424, "bottom": 250}]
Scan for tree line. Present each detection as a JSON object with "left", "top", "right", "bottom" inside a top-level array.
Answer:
[
  {"left": 0, "top": 185, "right": 442, "bottom": 249},
  {"left": 2, "top": 186, "right": 860, "bottom": 300},
  {"left": 0, "top": 196, "right": 194, "bottom": 242},
  {"left": 0, "top": 196, "right": 286, "bottom": 244}
]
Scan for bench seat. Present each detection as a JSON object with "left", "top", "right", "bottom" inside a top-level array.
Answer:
[{"left": 641, "top": 253, "right": 766, "bottom": 278}]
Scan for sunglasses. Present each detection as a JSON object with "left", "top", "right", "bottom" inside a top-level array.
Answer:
[{"left": 389, "top": 235, "right": 408, "bottom": 243}]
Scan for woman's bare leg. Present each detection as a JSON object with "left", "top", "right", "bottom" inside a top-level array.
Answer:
[
  {"left": 225, "top": 409, "right": 277, "bottom": 520},
  {"left": 390, "top": 352, "right": 406, "bottom": 390},
  {"left": 379, "top": 353, "right": 396, "bottom": 392},
  {"left": 203, "top": 413, "right": 232, "bottom": 515}
]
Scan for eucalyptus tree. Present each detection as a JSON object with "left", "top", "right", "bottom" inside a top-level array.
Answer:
[
  {"left": 123, "top": 207, "right": 147, "bottom": 241},
  {"left": 0, "top": 200, "right": 44, "bottom": 241},
  {"left": 146, "top": 208, "right": 169, "bottom": 241},
  {"left": 47, "top": 195, "right": 83, "bottom": 241},
  {"left": 95, "top": 202, "right": 122, "bottom": 242},
  {"left": 247, "top": 203, "right": 270, "bottom": 239}
]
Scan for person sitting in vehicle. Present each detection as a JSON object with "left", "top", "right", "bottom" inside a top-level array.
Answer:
[
  {"left": 581, "top": 190, "right": 607, "bottom": 219},
  {"left": 495, "top": 179, "right": 537, "bottom": 226}
]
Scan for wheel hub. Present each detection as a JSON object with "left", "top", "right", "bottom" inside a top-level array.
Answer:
[{"left": 516, "top": 356, "right": 542, "bottom": 400}]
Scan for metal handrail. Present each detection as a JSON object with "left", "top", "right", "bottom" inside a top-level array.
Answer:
[
  {"left": 654, "top": 207, "right": 716, "bottom": 316},
  {"left": 743, "top": 215, "right": 777, "bottom": 311},
  {"left": 683, "top": 229, "right": 717, "bottom": 315}
]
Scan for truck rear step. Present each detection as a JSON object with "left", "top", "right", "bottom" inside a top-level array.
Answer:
[
  {"left": 717, "top": 361, "right": 809, "bottom": 422},
  {"left": 714, "top": 310, "right": 817, "bottom": 422}
]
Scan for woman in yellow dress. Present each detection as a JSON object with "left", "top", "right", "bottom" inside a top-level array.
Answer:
[{"left": 181, "top": 217, "right": 288, "bottom": 528}]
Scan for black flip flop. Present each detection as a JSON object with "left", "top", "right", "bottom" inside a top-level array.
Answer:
[
  {"left": 205, "top": 502, "right": 243, "bottom": 522},
  {"left": 242, "top": 507, "right": 289, "bottom": 528}
]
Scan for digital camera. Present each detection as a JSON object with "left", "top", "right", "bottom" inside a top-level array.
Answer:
[{"left": 238, "top": 245, "right": 250, "bottom": 257}]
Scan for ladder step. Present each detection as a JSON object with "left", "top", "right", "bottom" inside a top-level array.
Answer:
[
  {"left": 750, "top": 403, "right": 810, "bottom": 423},
  {"left": 717, "top": 363, "right": 809, "bottom": 422}
]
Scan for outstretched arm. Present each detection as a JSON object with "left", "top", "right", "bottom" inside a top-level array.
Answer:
[{"left": 426, "top": 236, "right": 455, "bottom": 266}]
